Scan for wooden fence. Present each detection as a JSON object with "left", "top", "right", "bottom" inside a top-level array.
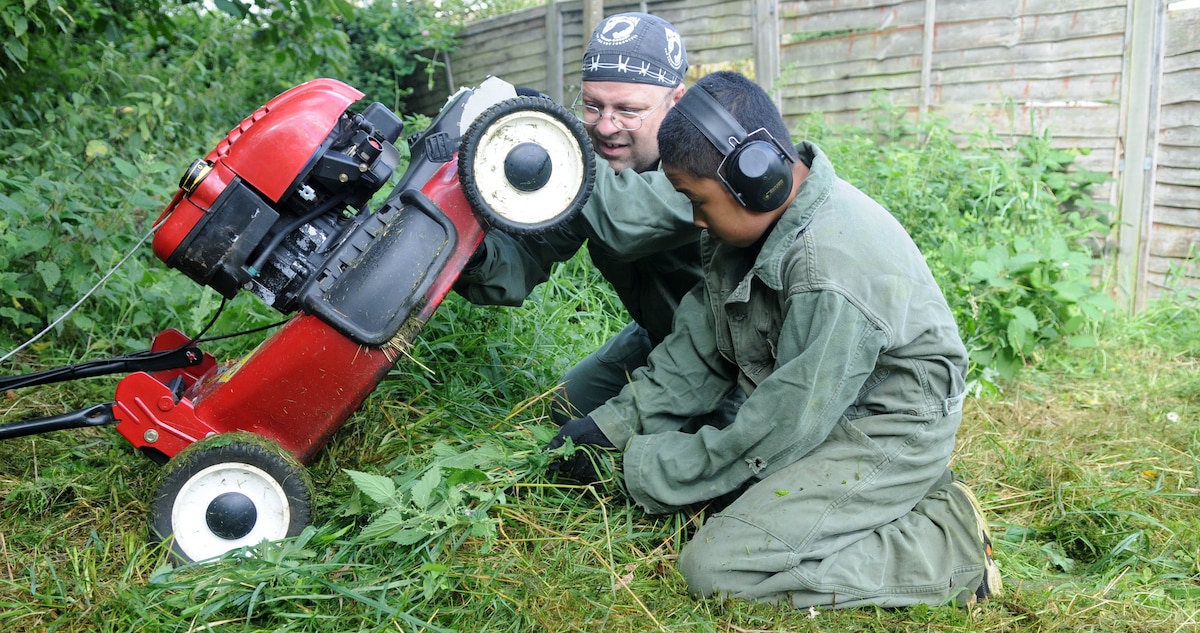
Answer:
[{"left": 408, "top": 0, "right": 1200, "bottom": 311}]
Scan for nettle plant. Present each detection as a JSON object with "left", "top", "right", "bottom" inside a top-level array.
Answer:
[
  {"left": 800, "top": 105, "right": 1116, "bottom": 388},
  {"left": 345, "top": 439, "right": 548, "bottom": 549}
]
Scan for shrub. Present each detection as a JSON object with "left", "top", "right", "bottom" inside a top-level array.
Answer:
[{"left": 799, "top": 100, "right": 1117, "bottom": 388}]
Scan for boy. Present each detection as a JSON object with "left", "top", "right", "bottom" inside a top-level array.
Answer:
[{"left": 547, "top": 71, "right": 1001, "bottom": 608}]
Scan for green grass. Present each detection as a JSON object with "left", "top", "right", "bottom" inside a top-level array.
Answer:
[
  {"left": 2, "top": 255, "right": 1198, "bottom": 632},
  {"left": 2, "top": 4, "right": 1194, "bottom": 628}
]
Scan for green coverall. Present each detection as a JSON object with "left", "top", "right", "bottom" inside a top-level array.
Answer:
[{"left": 588, "top": 142, "right": 990, "bottom": 607}]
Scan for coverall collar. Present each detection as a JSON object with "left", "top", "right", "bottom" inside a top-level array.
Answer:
[{"left": 749, "top": 141, "right": 830, "bottom": 292}]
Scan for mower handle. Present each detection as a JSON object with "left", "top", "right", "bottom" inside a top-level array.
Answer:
[
  {"left": 0, "top": 346, "right": 203, "bottom": 393},
  {"left": 0, "top": 402, "right": 116, "bottom": 440}
]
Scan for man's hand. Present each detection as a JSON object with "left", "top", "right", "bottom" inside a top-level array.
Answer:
[{"left": 545, "top": 416, "right": 616, "bottom": 484}]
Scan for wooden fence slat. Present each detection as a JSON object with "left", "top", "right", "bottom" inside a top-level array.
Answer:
[
  {"left": 1161, "top": 67, "right": 1200, "bottom": 104},
  {"left": 1156, "top": 165, "right": 1200, "bottom": 188},
  {"left": 932, "top": 56, "right": 1125, "bottom": 86},
  {"left": 1166, "top": 7, "right": 1200, "bottom": 53},
  {"left": 1154, "top": 206, "right": 1200, "bottom": 228},
  {"left": 1148, "top": 222, "right": 1200, "bottom": 258},
  {"left": 781, "top": 0, "right": 926, "bottom": 32},
  {"left": 1156, "top": 183, "right": 1200, "bottom": 209},
  {"left": 930, "top": 34, "right": 1127, "bottom": 69},
  {"left": 1159, "top": 144, "right": 1200, "bottom": 169}
]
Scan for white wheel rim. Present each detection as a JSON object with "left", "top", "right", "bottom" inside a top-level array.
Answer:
[
  {"left": 170, "top": 461, "right": 291, "bottom": 561},
  {"left": 471, "top": 109, "right": 584, "bottom": 225}
]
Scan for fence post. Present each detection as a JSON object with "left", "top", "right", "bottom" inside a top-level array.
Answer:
[
  {"left": 546, "top": 1, "right": 564, "bottom": 103},
  {"left": 754, "top": 0, "right": 780, "bottom": 101},
  {"left": 583, "top": 0, "right": 604, "bottom": 40},
  {"left": 919, "top": 0, "right": 936, "bottom": 118},
  {"left": 1115, "top": 0, "right": 1167, "bottom": 312}
]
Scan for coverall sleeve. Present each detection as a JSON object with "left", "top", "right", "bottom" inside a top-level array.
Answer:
[
  {"left": 595, "top": 289, "right": 888, "bottom": 515},
  {"left": 452, "top": 226, "right": 582, "bottom": 306},
  {"left": 581, "top": 160, "right": 699, "bottom": 260},
  {"left": 452, "top": 161, "right": 699, "bottom": 307}
]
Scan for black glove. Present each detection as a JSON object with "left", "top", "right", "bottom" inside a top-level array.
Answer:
[
  {"left": 464, "top": 241, "right": 487, "bottom": 272},
  {"left": 545, "top": 416, "right": 616, "bottom": 484},
  {"left": 515, "top": 86, "right": 552, "bottom": 100}
]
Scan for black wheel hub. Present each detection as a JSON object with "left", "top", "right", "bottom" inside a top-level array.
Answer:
[
  {"left": 503, "top": 142, "right": 552, "bottom": 192},
  {"left": 206, "top": 492, "right": 258, "bottom": 540}
]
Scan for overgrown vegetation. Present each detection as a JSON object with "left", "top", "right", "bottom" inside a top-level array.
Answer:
[
  {"left": 2, "top": 2, "right": 1198, "bottom": 632},
  {"left": 798, "top": 98, "right": 1117, "bottom": 387}
]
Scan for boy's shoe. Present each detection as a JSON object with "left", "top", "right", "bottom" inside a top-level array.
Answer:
[{"left": 950, "top": 478, "right": 1003, "bottom": 603}]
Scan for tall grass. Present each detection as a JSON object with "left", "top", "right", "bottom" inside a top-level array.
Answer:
[{"left": 3, "top": 273, "right": 1198, "bottom": 632}]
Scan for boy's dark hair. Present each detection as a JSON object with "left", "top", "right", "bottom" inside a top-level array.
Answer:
[{"left": 657, "top": 71, "right": 796, "bottom": 180}]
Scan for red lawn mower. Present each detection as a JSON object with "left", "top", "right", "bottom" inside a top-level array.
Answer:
[{"left": 0, "top": 76, "right": 595, "bottom": 562}]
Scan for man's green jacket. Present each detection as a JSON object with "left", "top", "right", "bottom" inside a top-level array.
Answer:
[{"left": 453, "top": 161, "right": 701, "bottom": 344}]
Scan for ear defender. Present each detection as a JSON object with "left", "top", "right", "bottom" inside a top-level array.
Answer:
[{"left": 673, "top": 87, "right": 794, "bottom": 213}]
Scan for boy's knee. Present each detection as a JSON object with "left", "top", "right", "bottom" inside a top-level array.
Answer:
[
  {"left": 677, "top": 528, "right": 768, "bottom": 599},
  {"left": 677, "top": 539, "right": 720, "bottom": 598}
]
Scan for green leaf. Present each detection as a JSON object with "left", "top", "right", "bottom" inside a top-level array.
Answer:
[
  {"left": 1006, "top": 252, "right": 1041, "bottom": 274},
  {"left": 345, "top": 469, "right": 397, "bottom": 506},
  {"left": 359, "top": 508, "right": 407, "bottom": 541},
  {"left": 1085, "top": 293, "right": 1116, "bottom": 311},
  {"left": 529, "top": 425, "right": 558, "bottom": 444},
  {"left": 112, "top": 156, "right": 140, "bottom": 179},
  {"left": 85, "top": 140, "right": 110, "bottom": 159},
  {"left": 213, "top": 0, "right": 250, "bottom": 18},
  {"left": 18, "top": 227, "right": 50, "bottom": 254},
  {"left": 409, "top": 466, "right": 441, "bottom": 510},
  {"left": 0, "top": 306, "right": 36, "bottom": 326},
  {"left": 435, "top": 442, "right": 504, "bottom": 469},
  {"left": 389, "top": 528, "right": 430, "bottom": 546},
  {"left": 70, "top": 312, "right": 95, "bottom": 330},
  {"left": 445, "top": 467, "right": 489, "bottom": 487},
  {"left": 1062, "top": 315, "right": 1086, "bottom": 334},
  {"left": 1006, "top": 318, "right": 1030, "bottom": 354},
  {"left": 1009, "top": 305, "right": 1038, "bottom": 331},
  {"left": 0, "top": 193, "right": 21, "bottom": 215},
  {"left": 35, "top": 260, "right": 61, "bottom": 288},
  {"left": 968, "top": 259, "right": 998, "bottom": 281},
  {"left": 1051, "top": 281, "right": 1087, "bottom": 303}
]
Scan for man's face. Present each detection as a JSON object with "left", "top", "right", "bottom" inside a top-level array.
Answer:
[{"left": 577, "top": 81, "right": 683, "bottom": 173}]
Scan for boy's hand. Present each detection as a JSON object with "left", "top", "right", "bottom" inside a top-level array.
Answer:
[{"left": 545, "top": 416, "right": 616, "bottom": 483}]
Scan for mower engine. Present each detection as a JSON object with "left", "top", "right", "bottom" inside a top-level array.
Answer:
[{"left": 153, "top": 79, "right": 403, "bottom": 317}]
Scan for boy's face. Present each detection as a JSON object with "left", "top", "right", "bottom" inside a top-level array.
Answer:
[
  {"left": 578, "top": 81, "right": 682, "bottom": 173},
  {"left": 665, "top": 167, "right": 778, "bottom": 248}
]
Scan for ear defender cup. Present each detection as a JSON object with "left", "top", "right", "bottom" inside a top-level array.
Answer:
[{"left": 673, "top": 87, "right": 794, "bottom": 213}]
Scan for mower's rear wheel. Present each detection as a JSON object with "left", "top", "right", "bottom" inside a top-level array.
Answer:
[{"left": 150, "top": 432, "right": 312, "bottom": 563}]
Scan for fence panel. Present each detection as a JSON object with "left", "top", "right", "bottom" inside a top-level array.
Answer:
[{"left": 404, "top": 0, "right": 1200, "bottom": 307}]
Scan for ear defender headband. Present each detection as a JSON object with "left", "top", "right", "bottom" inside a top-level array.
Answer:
[{"left": 673, "top": 87, "right": 794, "bottom": 213}]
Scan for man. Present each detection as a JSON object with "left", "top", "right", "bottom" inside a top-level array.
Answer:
[
  {"left": 547, "top": 71, "right": 1002, "bottom": 609},
  {"left": 455, "top": 13, "right": 743, "bottom": 428}
]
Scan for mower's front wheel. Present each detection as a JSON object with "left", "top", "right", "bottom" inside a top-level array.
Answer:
[
  {"left": 458, "top": 96, "right": 595, "bottom": 234},
  {"left": 150, "top": 432, "right": 313, "bottom": 563}
]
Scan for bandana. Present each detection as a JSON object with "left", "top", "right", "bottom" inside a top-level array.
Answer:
[{"left": 581, "top": 13, "right": 688, "bottom": 87}]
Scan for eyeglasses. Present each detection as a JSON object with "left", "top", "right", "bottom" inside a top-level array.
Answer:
[{"left": 571, "top": 89, "right": 674, "bottom": 132}]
